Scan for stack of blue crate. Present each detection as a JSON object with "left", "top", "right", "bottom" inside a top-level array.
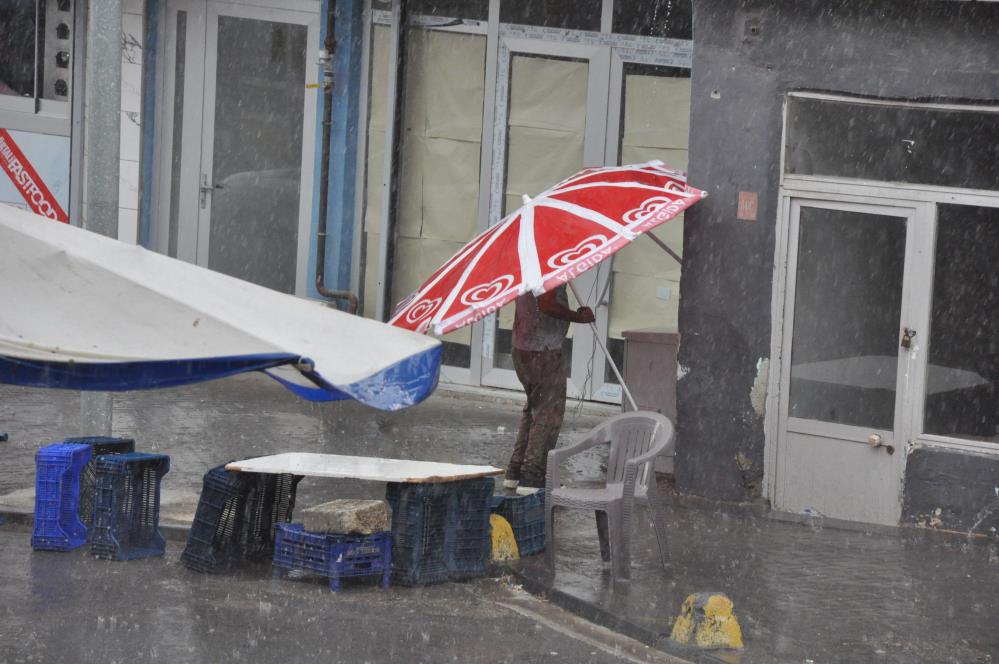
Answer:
[
  {"left": 31, "top": 437, "right": 140, "bottom": 552},
  {"left": 63, "top": 436, "right": 135, "bottom": 538}
]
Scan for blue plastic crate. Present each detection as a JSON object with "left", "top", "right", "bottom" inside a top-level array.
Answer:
[
  {"left": 181, "top": 464, "right": 253, "bottom": 573},
  {"left": 272, "top": 523, "right": 391, "bottom": 592},
  {"left": 90, "top": 453, "right": 170, "bottom": 561},
  {"left": 449, "top": 477, "right": 494, "bottom": 580},
  {"left": 63, "top": 436, "right": 135, "bottom": 535},
  {"left": 386, "top": 481, "right": 454, "bottom": 586},
  {"left": 181, "top": 465, "right": 302, "bottom": 573},
  {"left": 241, "top": 472, "right": 303, "bottom": 563},
  {"left": 32, "top": 443, "right": 93, "bottom": 551},
  {"left": 490, "top": 489, "right": 545, "bottom": 557},
  {"left": 385, "top": 478, "right": 494, "bottom": 585}
]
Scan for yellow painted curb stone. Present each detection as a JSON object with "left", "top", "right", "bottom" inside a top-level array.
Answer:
[
  {"left": 490, "top": 514, "right": 520, "bottom": 562},
  {"left": 670, "top": 592, "right": 744, "bottom": 650}
]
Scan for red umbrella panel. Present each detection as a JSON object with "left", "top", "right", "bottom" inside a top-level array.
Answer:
[{"left": 388, "top": 161, "right": 707, "bottom": 336}]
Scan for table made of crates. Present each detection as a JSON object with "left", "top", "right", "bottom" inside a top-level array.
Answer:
[{"left": 225, "top": 453, "right": 503, "bottom": 586}]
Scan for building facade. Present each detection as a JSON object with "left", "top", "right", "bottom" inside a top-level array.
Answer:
[
  {"left": 0, "top": 0, "right": 694, "bottom": 406},
  {"left": 678, "top": 0, "right": 999, "bottom": 531},
  {"left": 7, "top": 0, "right": 995, "bottom": 531}
]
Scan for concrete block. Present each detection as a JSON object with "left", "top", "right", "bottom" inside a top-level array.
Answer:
[
  {"left": 300, "top": 499, "right": 390, "bottom": 535},
  {"left": 669, "top": 592, "right": 744, "bottom": 650}
]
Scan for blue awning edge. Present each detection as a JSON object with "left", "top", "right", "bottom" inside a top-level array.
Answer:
[
  {"left": 264, "top": 343, "right": 442, "bottom": 410},
  {"left": 0, "top": 353, "right": 299, "bottom": 391},
  {"left": 0, "top": 344, "right": 442, "bottom": 411}
]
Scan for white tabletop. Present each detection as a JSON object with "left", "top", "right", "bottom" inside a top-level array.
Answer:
[{"left": 225, "top": 452, "right": 503, "bottom": 484}]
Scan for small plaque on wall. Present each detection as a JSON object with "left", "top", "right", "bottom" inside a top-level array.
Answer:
[{"left": 737, "top": 191, "right": 758, "bottom": 222}]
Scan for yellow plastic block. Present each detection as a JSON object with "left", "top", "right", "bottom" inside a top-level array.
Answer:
[
  {"left": 490, "top": 514, "right": 520, "bottom": 562},
  {"left": 669, "top": 592, "right": 744, "bottom": 650}
]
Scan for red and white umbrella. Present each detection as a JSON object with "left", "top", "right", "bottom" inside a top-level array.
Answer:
[{"left": 389, "top": 160, "right": 707, "bottom": 337}]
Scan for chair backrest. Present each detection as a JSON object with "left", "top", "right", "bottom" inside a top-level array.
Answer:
[{"left": 603, "top": 412, "right": 675, "bottom": 497}]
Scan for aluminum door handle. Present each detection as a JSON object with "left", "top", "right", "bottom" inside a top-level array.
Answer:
[{"left": 199, "top": 174, "right": 223, "bottom": 208}]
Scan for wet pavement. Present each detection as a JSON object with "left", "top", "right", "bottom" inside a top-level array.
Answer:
[
  {"left": 2, "top": 377, "right": 998, "bottom": 663},
  {"left": 0, "top": 523, "right": 679, "bottom": 664},
  {"left": 0, "top": 374, "right": 609, "bottom": 522},
  {"left": 515, "top": 496, "right": 999, "bottom": 663}
]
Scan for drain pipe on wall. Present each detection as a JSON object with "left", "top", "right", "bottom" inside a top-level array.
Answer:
[{"left": 314, "top": 3, "right": 359, "bottom": 314}]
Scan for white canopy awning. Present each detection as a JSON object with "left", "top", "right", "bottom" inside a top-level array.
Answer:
[{"left": 0, "top": 205, "right": 442, "bottom": 411}]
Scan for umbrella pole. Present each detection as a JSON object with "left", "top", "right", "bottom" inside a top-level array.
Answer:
[
  {"left": 566, "top": 281, "right": 639, "bottom": 411},
  {"left": 646, "top": 232, "right": 682, "bottom": 265}
]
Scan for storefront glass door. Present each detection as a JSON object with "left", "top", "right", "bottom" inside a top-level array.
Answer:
[
  {"left": 361, "top": 2, "right": 692, "bottom": 400},
  {"left": 772, "top": 94, "right": 999, "bottom": 525},
  {"left": 775, "top": 199, "right": 925, "bottom": 524},
  {"left": 594, "top": 54, "right": 690, "bottom": 402},
  {"left": 157, "top": 0, "right": 318, "bottom": 295},
  {"left": 479, "top": 37, "right": 609, "bottom": 397}
]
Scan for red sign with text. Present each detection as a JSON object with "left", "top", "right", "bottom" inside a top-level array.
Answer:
[{"left": 0, "top": 129, "right": 68, "bottom": 222}]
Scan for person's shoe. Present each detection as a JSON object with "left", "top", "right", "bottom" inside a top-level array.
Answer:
[
  {"left": 515, "top": 486, "right": 541, "bottom": 496},
  {"left": 503, "top": 478, "right": 519, "bottom": 490}
]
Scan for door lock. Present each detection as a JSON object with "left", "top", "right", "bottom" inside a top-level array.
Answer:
[
  {"left": 900, "top": 327, "right": 916, "bottom": 349},
  {"left": 867, "top": 433, "right": 895, "bottom": 455}
]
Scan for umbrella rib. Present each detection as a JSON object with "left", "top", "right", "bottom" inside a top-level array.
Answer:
[
  {"left": 517, "top": 202, "right": 543, "bottom": 291},
  {"left": 430, "top": 213, "right": 519, "bottom": 331},
  {"left": 551, "top": 180, "right": 678, "bottom": 197}
]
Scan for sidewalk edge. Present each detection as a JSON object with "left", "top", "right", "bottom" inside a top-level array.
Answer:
[{"left": 503, "top": 563, "right": 732, "bottom": 664}]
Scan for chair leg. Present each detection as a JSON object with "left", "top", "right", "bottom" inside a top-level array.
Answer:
[
  {"left": 595, "top": 510, "right": 611, "bottom": 562},
  {"left": 609, "top": 504, "right": 631, "bottom": 583},
  {"left": 644, "top": 483, "right": 671, "bottom": 571},
  {"left": 618, "top": 522, "right": 631, "bottom": 582},
  {"left": 544, "top": 503, "right": 555, "bottom": 574}
]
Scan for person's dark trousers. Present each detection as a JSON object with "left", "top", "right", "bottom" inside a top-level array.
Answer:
[{"left": 507, "top": 348, "right": 567, "bottom": 488}]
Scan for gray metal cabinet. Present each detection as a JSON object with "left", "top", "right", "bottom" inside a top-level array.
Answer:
[{"left": 622, "top": 328, "right": 679, "bottom": 474}]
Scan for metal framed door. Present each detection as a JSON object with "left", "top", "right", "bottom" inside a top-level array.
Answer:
[
  {"left": 479, "top": 36, "right": 610, "bottom": 398},
  {"left": 592, "top": 47, "right": 691, "bottom": 404},
  {"left": 156, "top": 0, "right": 318, "bottom": 295},
  {"left": 774, "top": 197, "right": 931, "bottom": 525},
  {"left": 156, "top": 0, "right": 206, "bottom": 262}
]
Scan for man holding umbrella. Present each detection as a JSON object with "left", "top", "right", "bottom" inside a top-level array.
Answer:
[
  {"left": 387, "top": 160, "right": 705, "bottom": 483},
  {"left": 505, "top": 285, "right": 594, "bottom": 491}
]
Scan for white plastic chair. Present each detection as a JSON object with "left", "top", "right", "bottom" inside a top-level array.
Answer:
[{"left": 544, "top": 411, "right": 674, "bottom": 583}]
